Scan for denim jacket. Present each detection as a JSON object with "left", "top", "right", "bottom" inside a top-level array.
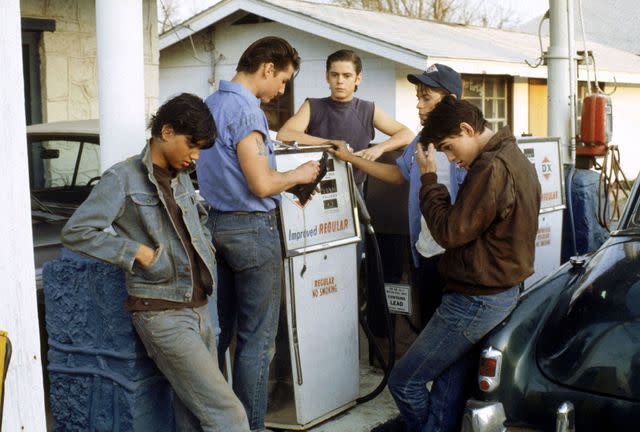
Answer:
[{"left": 61, "top": 144, "right": 216, "bottom": 302}]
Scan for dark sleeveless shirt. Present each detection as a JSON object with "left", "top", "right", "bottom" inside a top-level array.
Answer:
[{"left": 307, "top": 97, "right": 375, "bottom": 185}]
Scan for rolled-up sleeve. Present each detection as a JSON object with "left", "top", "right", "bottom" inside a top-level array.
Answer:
[
  {"left": 228, "top": 111, "right": 267, "bottom": 148},
  {"left": 396, "top": 138, "right": 417, "bottom": 182}
]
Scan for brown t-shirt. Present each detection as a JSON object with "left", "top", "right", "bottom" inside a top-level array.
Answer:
[
  {"left": 125, "top": 164, "right": 209, "bottom": 312},
  {"left": 419, "top": 126, "right": 541, "bottom": 295}
]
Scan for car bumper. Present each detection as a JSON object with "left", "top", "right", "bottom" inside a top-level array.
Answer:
[{"left": 461, "top": 399, "right": 507, "bottom": 432}]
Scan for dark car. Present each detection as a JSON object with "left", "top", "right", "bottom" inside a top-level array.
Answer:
[
  {"left": 461, "top": 178, "right": 640, "bottom": 431},
  {"left": 28, "top": 119, "right": 100, "bottom": 289}
]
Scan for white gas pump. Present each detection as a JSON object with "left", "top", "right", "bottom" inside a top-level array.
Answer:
[
  {"left": 265, "top": 144, "right": 361, "bottom": 430},
  {"left": 517, "top": 136, "right": 565, "bottom": 288}
]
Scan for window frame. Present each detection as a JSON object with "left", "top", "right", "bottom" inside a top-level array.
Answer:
[{"left": 462, "top": 75, "right": 512, "bottom": 131}]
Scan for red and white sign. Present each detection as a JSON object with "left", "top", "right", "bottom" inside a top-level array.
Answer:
[{"left": 517, "top": 138, "right": 564, "bottom": 210}]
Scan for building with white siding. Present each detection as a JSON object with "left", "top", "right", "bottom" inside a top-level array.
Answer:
[{"left": 160, "top": 0, "right": 640, "bottom": 177}]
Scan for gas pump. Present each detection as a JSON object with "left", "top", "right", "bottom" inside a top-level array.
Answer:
[
  {"left": 577, "top": 93, "right": 630, "bottom": 230},
  {"left": 578, "top": 93, "right": 612, "bottom": 157},
  {"left": 264, "top": 143, "right": 395, "bottom": 429},
  {"left": 265, "top": 144, "right": 362, "bottom": 430}
]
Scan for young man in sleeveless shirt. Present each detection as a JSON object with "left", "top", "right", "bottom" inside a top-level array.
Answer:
[{"left": 277, "top": 49, "right": 414, "bottom": 189}]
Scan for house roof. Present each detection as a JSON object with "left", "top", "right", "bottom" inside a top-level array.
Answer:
[
  {"left": 160, "top": 0, "right": 640, "bottom": 83},
  {"left": 519, "top": 0, "right": 640, "bottom": 56}
]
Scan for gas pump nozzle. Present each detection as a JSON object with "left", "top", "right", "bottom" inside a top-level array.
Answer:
[{"left": 286, "top": 151, "right": 329, "bottom": 205}]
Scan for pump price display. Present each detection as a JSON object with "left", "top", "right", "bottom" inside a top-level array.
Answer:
[{"left": 276, "top": 149, "right": 358, "bottom": 255}]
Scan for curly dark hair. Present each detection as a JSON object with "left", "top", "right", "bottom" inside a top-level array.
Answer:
[
  {"left": 149, "top": 93, "right": 216, "bottom": 149},
  {"left": 420, "top": 95, "right": 488, "bottom": 148}
]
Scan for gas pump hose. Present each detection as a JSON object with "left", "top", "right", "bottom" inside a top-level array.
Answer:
[
  {"left": 353, "top": 190, "right": 396, "bottom": 404},
  {"left": 596, "top": 144, "right": 631, "bottom": 231}
]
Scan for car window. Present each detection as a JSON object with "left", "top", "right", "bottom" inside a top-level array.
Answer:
[
  {"left": 537, "top": 241, "right": 640, "bottom": 400},
  {"left": 632, "top": 207, "right": 640, "bottom": 229},
  {"left": 29, "top": 139, "right": 100, "bottom": 189}
]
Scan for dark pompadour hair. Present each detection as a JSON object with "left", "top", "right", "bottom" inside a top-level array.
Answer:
[
  {"left": 149, "top": 93, "right": 216, "bottom": 149},
  {"left": 326, "top": 49, "right": 362, "bottom": 74},
  {"left": 420, "top": 95, "right": 489, "bottom": 148},
  {"left": 236, "top": 36, "right": 300, "bottom": 74}
]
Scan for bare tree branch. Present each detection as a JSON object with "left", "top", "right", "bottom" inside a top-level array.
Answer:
[
  {"left": 332, "top": 0, "right": 521, "bottom": 28},
  {"left": 158, "top": 0, "right": 179, "bottom": 32}
]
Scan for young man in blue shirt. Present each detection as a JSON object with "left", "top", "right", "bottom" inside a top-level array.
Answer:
[{"left": 197, "top": 37, "right": 319, "bottom": 432}]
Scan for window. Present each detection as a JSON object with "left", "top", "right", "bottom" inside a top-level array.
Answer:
[
  {"left": 29, "top": 139, "right": 100, "bottom": 189},
  {"left": 261, "top": 80, "right": 294, "bottom": 132},
  {"left": 21, "top": 18, "right": 55, "bottom": 125},
  {"left": 462, "top": 76, "right": 510, "bottom": 131},
  {"left": 22, "top": 31, "right": 43, "bottom": 125}
]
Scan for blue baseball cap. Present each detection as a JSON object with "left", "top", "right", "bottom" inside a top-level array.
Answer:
[{"left": 407, "top": 64, "right": 462, "bottom": 99}]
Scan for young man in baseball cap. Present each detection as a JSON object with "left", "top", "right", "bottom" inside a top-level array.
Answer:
[
  {"left": 330, "top": 63, "right": 467, "bottom": 432},
  {"left": 329, "top": 63, "right": 466, "bottom": 331}
]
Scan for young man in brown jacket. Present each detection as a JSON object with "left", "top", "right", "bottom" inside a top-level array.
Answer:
[{"left": 377, "top": 95, "right": 541, "bottom": 432}]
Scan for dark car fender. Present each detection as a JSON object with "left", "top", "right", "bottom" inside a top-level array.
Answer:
[{"left": 468, "top": 258, "right": 585, "bottom": 427}]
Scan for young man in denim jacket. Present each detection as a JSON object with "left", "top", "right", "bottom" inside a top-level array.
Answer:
[{"left": 62, "top": 93, "right": 250, "bottom": 432}]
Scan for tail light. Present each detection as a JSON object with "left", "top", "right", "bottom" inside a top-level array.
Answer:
[{"left": 478, "top": 346, "right": 502, "bottom": 392}]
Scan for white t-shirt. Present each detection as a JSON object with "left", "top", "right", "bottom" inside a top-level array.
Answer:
[{"left": 415, "top": 151, "right": 452, "bottom": 259}]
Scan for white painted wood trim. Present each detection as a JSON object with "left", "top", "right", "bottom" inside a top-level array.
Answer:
[{"left": 0, "top": 1, "right": 47, "bottom": 430}]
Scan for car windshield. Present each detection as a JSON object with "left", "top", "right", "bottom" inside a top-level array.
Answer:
[
  {"left": 623, "top": 201, "right": 640, "bottom": 233},
  {"left": 30, "top": 138, "right": 100, "bottom": 189},
  {"left": 29, "top": 137, "right": 100, "bottom": 218}
]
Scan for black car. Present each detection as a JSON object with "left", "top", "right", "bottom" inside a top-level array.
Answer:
[
  {"left": 28, "top": 119, "right": 101, "bottom": 290},
  {"left": 462, "top": 179, "right": 640, "bottom": 432}
]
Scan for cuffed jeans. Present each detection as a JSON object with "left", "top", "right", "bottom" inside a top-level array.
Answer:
[
  {"left": 207, "top": 209, "right": 282, "bottom": 432},
  {"left": 132, "top": 304, "right": 250, "bottom": 432},
  {"left": 388, "top": 286, "right": 520, "bottom": 432}
]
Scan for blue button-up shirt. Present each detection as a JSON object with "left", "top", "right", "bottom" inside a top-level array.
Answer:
[
  {"left": 396, "top": 136, "right": 466, "bottom": 267},
  {"left": 197, "top": 80, "right": 279, "bottom": 212}
]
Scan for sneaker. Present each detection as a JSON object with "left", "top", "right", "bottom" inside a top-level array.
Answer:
[{"left": 370, "top": 415, "right": 406, "bottom": 432}]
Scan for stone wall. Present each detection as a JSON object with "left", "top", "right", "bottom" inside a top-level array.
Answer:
[{"left": 20, "top": 0, "right": 159, "bottom": 122}]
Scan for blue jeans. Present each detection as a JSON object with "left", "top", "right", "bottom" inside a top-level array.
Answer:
[
  {"left": 207, "top": 209, "right": 282, "bottom": 432},
  {"left": 388, "top": 286, "right": 519, "bottom": 432},
  {"left": 132, "top": 304, "right": 250, "bottom": 432}
]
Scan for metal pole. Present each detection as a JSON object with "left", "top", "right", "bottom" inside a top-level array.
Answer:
[
  {"left": 547, "top": 0, "right": 575, "bottom": 164},
  {"left": 96, "top": 0, "right": 147, "bottom": 171},
  {"left": 566, "top": 0, "right": 577, "bottom": 166}
]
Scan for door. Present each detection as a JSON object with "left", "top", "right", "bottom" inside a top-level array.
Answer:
[
  {"left": 21, "top": 31, "right": 43, "bottom": 126},
  {"left": 528, "top": 79, "right": 547, "bottom": 136}
]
